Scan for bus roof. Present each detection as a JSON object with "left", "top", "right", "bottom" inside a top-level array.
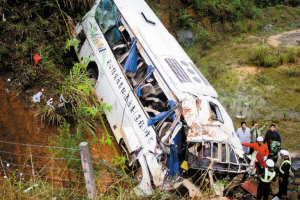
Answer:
[{"left": 113, "top": 0, "right": 218, "bottom": 98}]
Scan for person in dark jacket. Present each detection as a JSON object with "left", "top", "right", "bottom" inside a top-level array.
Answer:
[
  {"left": 264, "top": 124, "right": 281, "bottom": 151},
  {"left": 276, "top": 150, "right": 291, "bottom": 198},
  {"left": 268, "top": 135, "right": 281, "bottom": 164},
  {"left": 257, "top": 159, "right": 276, "bottom": 200}
]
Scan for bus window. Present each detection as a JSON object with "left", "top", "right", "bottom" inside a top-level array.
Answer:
[
  {"left": 105, "top": 27, "right": 122, "bottom": 46},
  {"left": 95, "top": 0, "right": 119, "bottom": 33}
]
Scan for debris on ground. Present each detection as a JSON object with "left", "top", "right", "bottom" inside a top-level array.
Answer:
[
  {"left": 32, "top": 88, "right": 44, "bottom": 103},
  {"left": 33, "top": 54, "right": 41, "bottom": 65},
  {"left": 241, "top": 180, "right": 257, "bottom": 198},
  {"left": 46, "top": 97, "right": 55, "bottom": 110}
]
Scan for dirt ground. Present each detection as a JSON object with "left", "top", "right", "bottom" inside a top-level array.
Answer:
[
  {"left": 268, "top": 29, "right": 300, "bottom": 46},
  {"left": 0, "top": 77, "right": 57, "bottom": 163},
  {"left": 0, "top": 77, "right": 122, "bottom": 191}
]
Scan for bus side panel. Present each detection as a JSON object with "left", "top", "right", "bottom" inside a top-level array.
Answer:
[
  {"left": 95, "top": 72, "right": 130, "bottom": 143},
  {"left": 82, "top": 18, "right": 157, "bottom": 153}
]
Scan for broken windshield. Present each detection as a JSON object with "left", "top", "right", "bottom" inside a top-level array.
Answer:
[{"left": 95, "top": 0, "right": 119, "bottom": 33}]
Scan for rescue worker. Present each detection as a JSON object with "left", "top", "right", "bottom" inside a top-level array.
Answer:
[
  {"left": 257, "top": 159, "right": 276, "bottom": 200},
  {"left": 242, "top": 136, "right": 269, "bottom": 171},
  {"left": 268, "top": 135, "right": 281, "bottom": 165},
  {"left": 277, "top": 150, "right": 291, "bottom": 198}
]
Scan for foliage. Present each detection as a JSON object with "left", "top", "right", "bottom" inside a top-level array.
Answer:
[
  {"left": 252, "top": 45, "right": 269, "bottom": 66},
  {"left": 286, "top": 67, "right": 296, "bottom": 77},
  {"left": 195, "top": 25, "right": 209, "bottom": 43},
  {"left": 180, "top": 7, "right": 195, "bottom": 29},
  {"left": 287, "top": 47, "right": 296, "bottom": 63},
  {"left": 250, "top": 45, "right": 297, "bottom": 67},
  {"left": 283, "top": 110, "right": 290, "bottom": 120},
  {"left": 48, "top": 121, "right": 82, "bottom": 171},
  {"left": 66, "top": 38, "right": 80, "bottom": 51}
]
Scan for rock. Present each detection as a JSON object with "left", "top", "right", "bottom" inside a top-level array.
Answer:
[
  {"left": 177, "top": 29, "right": 195, "bottom": 46},
  {"left": 263, "top": 24, "right": 273, "bottom": 31},
  {"left": 292, "top": 160, "right": 300, "bottom": 172}
]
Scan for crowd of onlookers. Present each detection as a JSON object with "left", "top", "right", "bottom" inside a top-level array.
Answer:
[
  {"left": 236, "top": 122, "right": 281, "bottom": 165},
  {"left": 235, "top": 122, "right": 292, "bottom": 199}
]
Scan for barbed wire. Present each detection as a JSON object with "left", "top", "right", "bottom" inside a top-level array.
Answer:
[
  {"left": 2, "top": 168, "right": 125, "bottom": 189},
  {"left": 1, "top": 160, "right": 85, "bottom": 173},
  {"left": 2, "top": 164, "right": 130, "bottom": 186},
  {"left": 0, "top": 149, "right": 109, "bottom": 165},
  {"left": 0, "top": 143, "right": 141, "bottom": 197},
  {"left": 0, "top": 140, "right": 80, "bottom": 151},
  {"left": 1, "top": 160, "right": 120, "bottom": 180},
  {"left": 0, "top": 150, "right": 82, "bottom": 161},
  {"left": 2, "top": 169, "right": 86, "bottom": 184},
  {"left": 88, "top": 153, "right": 136, "bottom": 181}
]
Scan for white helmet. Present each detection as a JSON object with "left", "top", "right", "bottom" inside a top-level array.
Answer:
[
  {"left": 266, "top": 159, "right": 275, "bottom": 168},
  {"left": 280, "top": 150, "right": 289, "bottom": 156},
  {"left": 257, "top": 136, "right": 264, "bottom": 142}
]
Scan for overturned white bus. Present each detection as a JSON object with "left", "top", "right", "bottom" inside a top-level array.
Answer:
[{"left": 75, "top": 0, "right": 252, "bottom": 195}]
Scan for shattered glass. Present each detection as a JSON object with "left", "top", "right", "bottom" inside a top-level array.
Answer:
[
  {"left": 95, "top": 0, "right": 119, "bottom": 33},
  {"left": 105, "top": 27, "right": 121, "bottom": 46}
]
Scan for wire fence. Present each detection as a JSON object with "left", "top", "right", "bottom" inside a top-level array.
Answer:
[{"left": 0, "top": 140, "right": 137, "bottom": 199}]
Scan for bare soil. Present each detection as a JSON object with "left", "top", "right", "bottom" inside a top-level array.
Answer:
[
  {"left": 0, "top": 78, "right": 57, "bottom": 162},
  {"left": 0, "top": 77, "right": 122, "bottom": 189},
  {"left": 235, "top": 66, "right": 262, "bottom": 81},
  {"left": 268, "top": 29, "right": 300, "bottom": 46}
]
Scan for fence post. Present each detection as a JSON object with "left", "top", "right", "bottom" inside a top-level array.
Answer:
[{"left": 80, "top": 142, "right": 97, "bottom": 200}]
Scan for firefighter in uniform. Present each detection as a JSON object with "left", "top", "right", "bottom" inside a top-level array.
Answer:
[
  {"left": 257, "top": 159, "right": 276, "bottom": 200},
  {"left": 277, "top": 150, "right": 291, "bottom": 198}
]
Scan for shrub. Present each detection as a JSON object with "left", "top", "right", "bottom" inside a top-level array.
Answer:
[
  {"left": 252, "top": 45, "right": 269, "bottom": 66},
  {"left": 286, "top": 67, "right": 296, "bottom": 77},
  {"left": 195, "top": 25, "right": 209, "bottom": 43},
  {"left": 265, "top": 55, "right": 279, "bottom": 67},
  {"left": 224, "top": 98, "right": 232, "bottom": 109},
  {"left": 296, "top": 47, "right": 300, "bottom": 57},
  {"left": 287, "top": 47, "right": 296, "bottom": 63},
  {"left": 180, "top": 8, "right": 195, "bottom": 29},
  {"left": 276, "top": 53, "right": 285, "bottom": 65}
]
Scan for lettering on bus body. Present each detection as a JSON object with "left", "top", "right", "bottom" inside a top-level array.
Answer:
[{"left": 105, "top": 60, "right": 156, "bottom": 149}]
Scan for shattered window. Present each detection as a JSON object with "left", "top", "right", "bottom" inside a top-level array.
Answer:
[
  {"left": 209, "top": 102, "right": 224, "bottom": 123},
  {"left": 229, "top": 146, "right": 237, "bottom": 164},
  {"left": 203, "top": 142, "right": 211, "bottom": 157},
  {"left": 221, "top": 144, "right": 226, "bottom": 162},
  {"left": 105, "top": 27, "right": 122, "bottom": 46},
  {"left": 95, "top": 0, "right": 119, "bottom": 33},
  {"left": 212, "top": 143, "right": 218, "bottom": 159}
]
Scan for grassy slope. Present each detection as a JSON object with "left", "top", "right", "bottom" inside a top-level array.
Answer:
[{"left": 147, "top": 2, "right": 300, "bottom": 150}]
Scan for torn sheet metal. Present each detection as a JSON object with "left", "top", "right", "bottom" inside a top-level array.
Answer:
[
  {"left": 241, "top": 180, "right": 257, "bottom": 198},
  {"left": 178, "top": 93, "right": 231, "bottom": 142}
]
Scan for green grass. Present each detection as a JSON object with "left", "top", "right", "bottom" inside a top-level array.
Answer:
[{"left": 287, "top": 47, "right": 297, "bottom": 63}]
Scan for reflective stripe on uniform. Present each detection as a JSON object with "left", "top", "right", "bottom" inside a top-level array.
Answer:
[
  {"left": 260, "top": 168, "right": 276, "bottom": 183},
  {"left": 279, "top": 157, "right": 291, "bottom": 174}
]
